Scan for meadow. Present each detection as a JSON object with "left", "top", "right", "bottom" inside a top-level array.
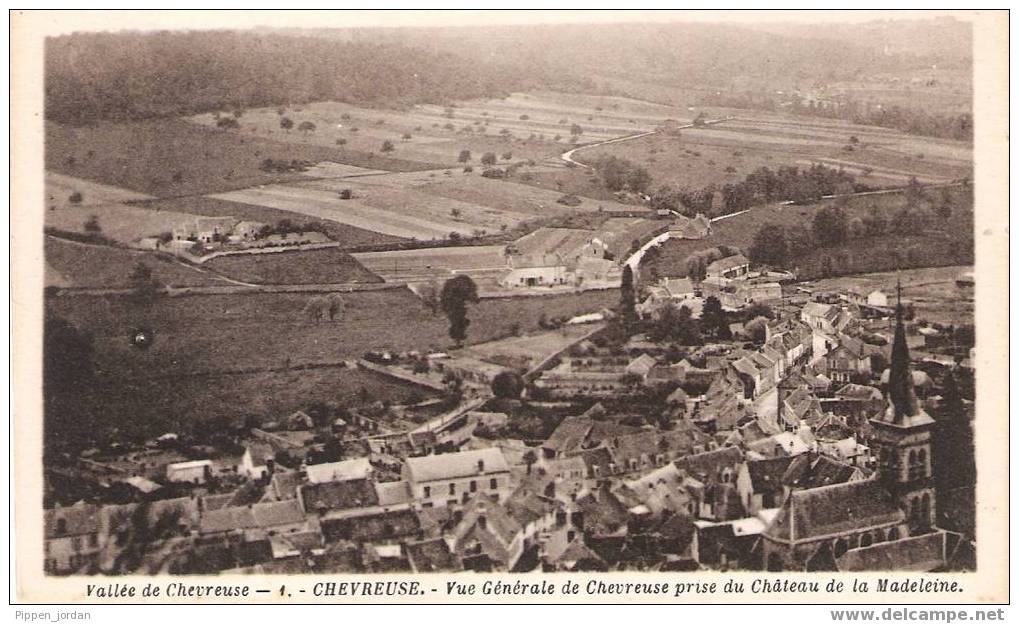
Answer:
[
  {"left": 204, "top": 248, "right": 384, "bottom": 285},
  {"left": 45, "top": 237, "right": 226, "bottom": 289}
]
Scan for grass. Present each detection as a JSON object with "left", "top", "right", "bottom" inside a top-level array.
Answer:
[
  {"left": 204, "top": 248, "right": 383, "bottom": 285},
  {"left": 46, "top": 287, "right": 620, "bottom": 379},
  {"left": 46, "top": 285, "right": 618, "bottom": 441},
  {"left": 45, "top": 237, "right": 225, "bottom": 289},
  {"left": 46, "top": 119, "right": 439, "bottom": 198}
]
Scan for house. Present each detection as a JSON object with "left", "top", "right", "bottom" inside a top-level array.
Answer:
[
  {"left": 670, "top": 213, "right": 712, "bottom": 240},
  {"left": 782, "top": 453, "right": 863, "bottom": 492},
  {"left": 232, "top": 220, "right": 267, "bottom": 241},
  {"left": 166, "top": 459, "right": 213, "bottom": 484},
  {"left": 402, "top": 448, "right": 512, "bottom": 508},
  {"left": 44, "top": 504, "right": 102, "bottom": 574},
  {"left": 736, "top": 456, "right": 797, "bottom": 515},
  {"left": 501, "top": 228, "right": 604, "bottom": 288},
  {"left": 305, "top": 457, "right": 373, "bottom": 485},
  {"left": 674, "top": 447, "right": 745, "bottom": 522},
  {"left": 198, "top": 499, "right": 309, "bottom": 537},
  {"left": 405, "top": 538, "right": 463, "bottom": 572},
  {"left": 446, "top": 495, "right": 525, "bottom": 572},
  {"left": 706, "top": 254, "right": 750, "bottom": 280},
  {"left": 239, "top": 443, "right": 276, "bottom": 480}
]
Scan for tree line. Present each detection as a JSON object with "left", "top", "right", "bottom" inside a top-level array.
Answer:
[{"left": 45, "top": 31, "right": 531, "bottom": 124}]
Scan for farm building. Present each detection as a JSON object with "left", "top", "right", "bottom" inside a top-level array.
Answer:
[
  {"left": 706, "top": 254, "right": 750, "bottom": 280},
  {"left": 166, "top": 459, "right": 213, "bottom": 484},
  {"left": 670, "top": 213, "right": 712, "bottom": 239}
]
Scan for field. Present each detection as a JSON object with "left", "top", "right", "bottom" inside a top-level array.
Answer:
[
  {"left": 203, "top": 248, "right": 383, "bottom": 285},
  {"left": 45, "top": 119, "right": 438, "bottom": 199},
  {"left": 47, "top": 286, "right": 618, "bottom": 440},
  {"left": 460, "top": 324, "right": 601, "bottom": 371},
  {"left": 578, "top": 112, "right": 973, "bottom": 191},
  {"left": 810, "top": 265, "right": 974, "bottom": 326},
  {"left": 185, "top": 92, "right": 679, "bottom": 169},
  {"left": 352, "top": 245, "right": 508, "bottom": 283},
  {"left": 45, "top": 237, "right": 227, "bottom": 289},
  {"left": 643, "top": 185, "right": 974, "bottom": 281},
  {"left": 47, "top": 287, "right": 619, "bottom": 379},
  {"left": 46, "top": 173, "right": 200, "bottom": 244}
]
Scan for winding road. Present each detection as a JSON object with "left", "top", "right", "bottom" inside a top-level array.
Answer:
[{"left": 560, "top": 116, "right": 736, "bottom": 168}]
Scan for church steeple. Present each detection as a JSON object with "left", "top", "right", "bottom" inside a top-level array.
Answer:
[{"left": 887, "top": 279, "right": 919, "bottom": 421}]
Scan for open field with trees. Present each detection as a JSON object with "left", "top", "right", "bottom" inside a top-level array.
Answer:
[
  {"left": 45, "top": 119, "right": 439, "bottom": 198},
  {"left": 642, "top": 183, "right": 973, "bottom": 282}
]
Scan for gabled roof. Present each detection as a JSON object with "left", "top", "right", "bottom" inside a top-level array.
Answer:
[
  {"left": 764, "top": 478, "right": 903, "bottom": 543},
  {"left": 674, "top": 447, "right": 744, "bottom": 483},
  {"left": 745, "top": 456, "right": 797, "bottom": 496},
  {"left": 404, "top": 448, "right": 509, "bottom": 484},
  {"left": 200, "top": 499, "right": 305, "bottom": 534},
  {"left": 406, "top": 538, "right": 463, "bottom": 573},
  {"left": 707, "top": 254, "right": 750, "bottom": 274},
  {"left": 509, "top": 228, "right": 594, "bottom": 263},
  {"left": 300, "top": 478, "right": 379, "bottom": 513},
  {"left": 306, "top": 457, "right": 372, "bottom": 484},
  {"left": 836, "top": 383, "right": 882, "bottom": 401},
  {"left": 782, "top": 454, "right": 859, "bottom": 490}
]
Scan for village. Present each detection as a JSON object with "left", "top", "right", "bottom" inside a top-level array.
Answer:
[
  {"left": 37, "top": 17, "right": 981, "bottom": 583},
  {"left": 45, "top": 241, "right": 976, "bottom": 575}
]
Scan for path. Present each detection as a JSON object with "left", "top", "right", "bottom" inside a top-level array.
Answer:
[{"left": 560, "top": 116, "right": 735, "bottom": 168}]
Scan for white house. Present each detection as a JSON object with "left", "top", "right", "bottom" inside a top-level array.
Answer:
[
  {"left": 403, "top": 448, "right": 512, "bottom": 509},
  {"left": 306, "top": 457, "right": 373, "bottom": 484}
]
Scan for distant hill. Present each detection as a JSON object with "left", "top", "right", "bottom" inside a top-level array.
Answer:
[{"left": 45, "top": 19, "right": 971, "bottom": 126}]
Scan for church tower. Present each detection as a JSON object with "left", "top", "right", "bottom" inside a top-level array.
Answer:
[{"left": 869, "top": 281, "right": 936, "bottom": 534}]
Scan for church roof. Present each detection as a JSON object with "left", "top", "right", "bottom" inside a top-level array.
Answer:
[{"left": 764, "top": 478, "right": 903, "bottom": 543}]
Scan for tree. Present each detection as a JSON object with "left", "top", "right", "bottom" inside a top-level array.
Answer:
[
  {"left": 700, "top": 295, "right": 726, "bottom": 337},
  {"left": 743, "top": 316, "right": 769, "bottom": 345},
  {"left": 298, "top": 121, "right": 316, "bottom": 134},
  {"left": 325, "top": 294, "right": 344, "bottom": 321},
  {"left": 812, "top": 205, "right": 849, "bottom": 246},
  {"left": 619, "top": 265, "right": 637, "bottom": 329},
  {"left": 522, "top": 449, "right": 538, "bottom": 475},
  {"left": 481, "top": 152, "right": 497, "bottom": 166},
  {"left": 280, "top": 117, "right": 294, "bottom": 133},
  {"left": 748, "top": 225, "right": 787, "bottom": 266},
  {"left": 491, "top": 371, "right": 525, "bottom": 399},
  {"left": 932, "top": 372, "right": 975, "bottom": 492},
  {"left": 68, "top": 191, "right": 83, "bottom": 204},
  {"left": 417, "top": 279, "right": 442, "bottom": 315},
  {"left": 627, "top": 166, "right": 653, "bottom": 194},
  {"left": 402, "top": 132, "right": 412, "bottom": 141},
  {"left": 440, "top": 275, "right": 479, "bottom": 345},
  {"left": 381, "top": 140, "right": 395, "bottom": 152},
  {"left": 674, "top": 305, "right": 702, "bottom": 346},
  {"left": 129, "top": 262, "right": 161, "bottom": 302},
  {"left": 458, "top": 149, "right": 472, "bottom": 163},
  {"left": 501, "top": 151, "right": 513, "bottom": 161},
  {"left": 570, "top": 123, "right": 583, "bottom": 138},
  {"left": 304, "top": 296, "right": 327, "bottom": 322},
  {"left": 216, "top": 117, "right": 240, "bottom": 130},
  {"left": 83, "top": 215, "right": 102, "bottom": 235}
]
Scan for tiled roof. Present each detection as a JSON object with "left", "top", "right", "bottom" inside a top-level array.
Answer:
[
  {"left": 404, "top": 448, "right": 510, "bottom": 484},
  {"left": 674, "top": 447, "right": 744, "bottom": 483},
  {"left": 406, "top": 538, "right": 463, "bottom": 572},
  {"left": 300, "top": 478, "right": 379, "bottom": 513},
  {"left": 745, "top": 456, "right": 797, "bottom": 495},
  {"left": 764, "top": 478, "right": 903, "bottom": 543},
  {"left": 836, "top": 531, "right": 948, "bottom": 572}
]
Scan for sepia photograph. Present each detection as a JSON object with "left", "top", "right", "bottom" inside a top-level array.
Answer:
[{"left": 9, "top": 8, "right": 1009, "bottom": 608}]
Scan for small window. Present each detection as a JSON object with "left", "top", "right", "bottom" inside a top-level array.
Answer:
[
  {"left": 490, "top": 478, "right": 498, "bottom": 490},
  {"left": 449, "top": 483, "right": 456, "bottom": 495},
  {"left": 470, "top": 480, "right": 477, "bottom": 492},
  {"left": 423, "top": 486, "right": 431, "bottom": 498}
]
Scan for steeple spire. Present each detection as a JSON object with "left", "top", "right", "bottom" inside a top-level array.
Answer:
[{"left": 887, "top": 278, "right": 918, "bottom": 421}]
